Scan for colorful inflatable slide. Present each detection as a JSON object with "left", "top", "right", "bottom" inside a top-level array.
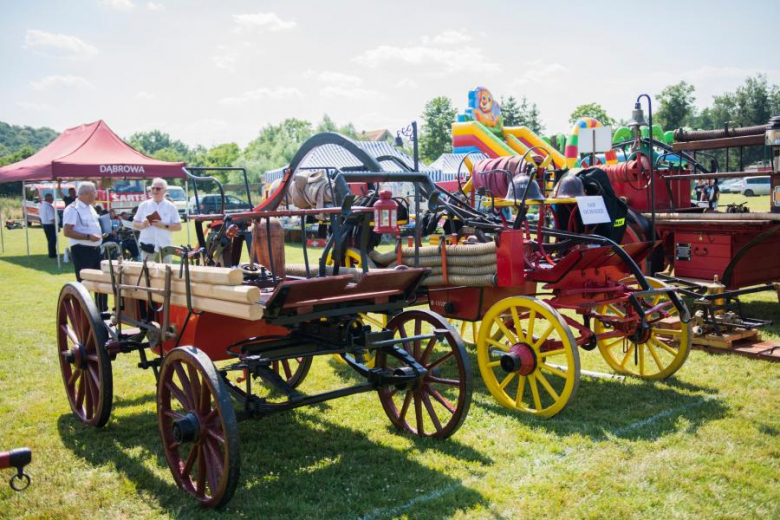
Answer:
[{"left": 452, "top": 86, "right": 567, "bottom": 168}]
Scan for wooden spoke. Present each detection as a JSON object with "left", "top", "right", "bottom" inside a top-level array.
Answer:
[
  {"left": 421, "top": 393, "right": 443, "bottom": 433},
  {"left": 413, "top": 319, "right": 422, "bottom": 360},
  {"left": 61, "top": 324, "right": 80, "bottom": 346},
  {"left": 486, "top": 360, "right": 502, "bottom": 368},
  {"left": 427, "top": 350, "right": 454, "bottom": 371},
  {"left": 540, "top": 363, "right": 568, "bottom": 379},
  {"left": 515, "top": 375, "right": 527, "bottom": 408},
  {"left": 537, "top": 348, "right": 565, "bottom": 359},
  {"left": 414, "top": 393, "right": 424, "bottom": 435},
  {"left": 398, "top": 391, "right": 413, "bottom": 423},
  {"left": 174, "top": 364, "right": 195, "bottom": 409},
  {"left": 428, "top": 376, "right": 460, "bottom": 386},
  {"left": 529, "top": 374, "right": 542, "bottom": 411},
  {"left": 619, "top": 344, "right": 636, "bottom": 369},
  {"left": 420, "top": 337, "right": 438, "bottom": 365},
  {"left": 68, "top": 368, "right": 81, "bottom": 387},
  {"left": 499, "top": 372, "right": 516, "bottom": 390},
  {"left": 535, "top": 370, "right": 560, "bottom": 402},
  {"left": 494, "top": 318, "right": 518, "bottom": 343},
  {"left": 182, "top": 446, "right": 198, "bottom": 478},
  {"left": 531, "top": 325, "right": 555, "bottom": 349},
  {"left": 646, "top": 341, "right": 665, "bottom": 372},
  {"left": 652, "top": 337, "right": 678, "bottom": 356},
  {"left": 486, "top": 338, "right": 511, "bottom": 351},
  {"left": 427, "top": 388, "right": 456, "bottom": 414},
  {"left": 166, "top": 380, "right": 192, "bottom": 411},
  {"left": 206, "top": 427, "right": 225, "bottom": 445},
  {"left": 603, "top": 337, "right": 625, "bottom": 351},
  {"left": 525, "top": 309, "right": 536, "bottom": 343},
  {"left": 195, "top": 444, "right": 206, "bottom": 498}
]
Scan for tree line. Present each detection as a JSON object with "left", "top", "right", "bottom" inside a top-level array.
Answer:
[{"left": 2, "top": 73, "right": 778, "bottom": 197}]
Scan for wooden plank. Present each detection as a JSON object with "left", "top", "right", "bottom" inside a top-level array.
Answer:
[
  {"left": 692, "top": 328, "right": 759, "bottom": 349},
  {"left": 80, "top": 269, "right": 261, "bottom": 303},
  {"left": 81, "top": 280, "right": 264, "bottom": 321},
  {"left": 99, "top": 260, "right": 243, "bottom": 285}
]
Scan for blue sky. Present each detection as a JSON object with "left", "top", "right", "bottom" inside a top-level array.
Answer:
[{"left": 2, "top": 0, "right": 779, "bottom": 147}]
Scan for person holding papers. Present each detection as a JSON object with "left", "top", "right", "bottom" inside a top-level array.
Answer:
[{"left": 133, "top": 178, "right": 182, "bottom": 263}]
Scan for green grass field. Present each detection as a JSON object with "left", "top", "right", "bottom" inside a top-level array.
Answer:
[{"left": 0, "top": 206, "right": 778, "bottom": 519}]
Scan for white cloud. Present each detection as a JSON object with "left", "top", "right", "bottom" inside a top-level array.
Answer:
[
  {"left": 212, "top": 48, "right": 239, "bottom": 72},
  {"left": 147, "top": 1, "right": 164, "bottom": 11},
  {"left": 31, "top": 75, "right": 95, "bottom": 91},
  {"left": 136, "top": 91, "right": 155, "bottom": 100},
  {"left": 99, "top": 0, "right": 135, "bottom": 11},
  {"left": 233, "top": 12, "right": 296, "bottom": 32},
  {"left": 219, "top": 87, "right": 303, "bottom": 105},
  {"left": 394, "top": 78, "right": 419, "bottom": 89},
  {"left": 317, "top": 71, "right": 363, "bottom": 88},
  {"left": 354, "top": 35, "right": 500, "bottom": 74},
  {"left": 513, "top": 61, "right": 568, "bottom": 85},
  {"left": 320, "top": 86, "right": 383, "bottom": 101},
  {"left": 427, "top": 30, "right": 472, "bottom": 46},
  {"left": 24, "top": 29, "right": 99, "bottom": 60},
  {"left": 16, "top": 101, "right": 52, "bottom": 112}
]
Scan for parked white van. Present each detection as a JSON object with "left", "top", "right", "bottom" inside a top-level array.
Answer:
[{"left": 738, "top": 176, "right": 771, "bottom": 197}]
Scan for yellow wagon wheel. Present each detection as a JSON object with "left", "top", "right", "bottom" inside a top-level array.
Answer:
[
  {"left": 325, "top": 247, "right": 375, "bottom": 269},
  {"left": 594, "top": 277, "right": 691, "bottom": 380},
  {"left": 477, "top": 296, "right": 580, "bottom": 417}
]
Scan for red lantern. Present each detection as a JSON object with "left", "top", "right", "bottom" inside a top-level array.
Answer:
[{"left": 372, "top": 190, "right": 399, "bottom": 234}]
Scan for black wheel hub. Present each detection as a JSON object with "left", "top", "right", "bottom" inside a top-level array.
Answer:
[
  {"left": 67, "top": 344, "right": 87, "bottom": 369},
  {"left": 172, "top": 413, "right": 200, "bottom": 444}
]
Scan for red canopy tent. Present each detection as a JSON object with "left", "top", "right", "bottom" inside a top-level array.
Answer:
[
  {"left": 0, "top": 120, "right": 185, "bottom": 182},
  {"left": 0, "top": 120, "right": 186, "bottom": 265}
]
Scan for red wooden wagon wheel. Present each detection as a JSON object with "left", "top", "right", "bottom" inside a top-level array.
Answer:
[
  {"left": 157, "top": 347, "right": 240, "bottom": 508},
  {"left": 56, "top": 282, "right": 113, "bottom": 427},
  {"left": 376, "top": 309, "right": 473, "bottom": 438},
  {"left": 271, "top": 357, "right": 312, "bottom": 388}
]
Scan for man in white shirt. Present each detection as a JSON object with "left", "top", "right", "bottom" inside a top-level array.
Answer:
[
  {"left": 40, "top": 193, "right": 57, "bottom": 258},
  {"left": 62, "top": 182, "right": 103, "bottom": 282},
  {"left": 133, "top": 177, "right": 182, "bottom": 262}
]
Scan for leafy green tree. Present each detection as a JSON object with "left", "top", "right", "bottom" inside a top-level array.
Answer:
[
  {"left": 518, "top": 97, "right": 544, "bottom": 134},
  {"left": 0, "top": 145, "right": 36, "bottom": 196},
  {"left": 569, "top": 103, "right": 615, "bottom": 127},
  {"left": 655, "top": 81, "right": 696, "bottom": 130},
  {"left": 500, "top": 96, "right": 522, "bottom": 127},
  {"left": 420, "top": 96, "right": 457, "bottom": 163},
  {"left": 316, "top": 114, "right": 358, "bottom": 138},
  {"left": 237, "top": 118, "right": 314, "bottom": 183},
  {"left": 128, "top": 130, "right": 190, "bottom": 158},
  {"left": 499, "top": 96, "right": 544, "bottom": 133},
  {"left": 0, "top": 122, "right": 57, "bottom": 156},
  {"left": 203, "top": 143, "right": 240, "bottom": 168}
]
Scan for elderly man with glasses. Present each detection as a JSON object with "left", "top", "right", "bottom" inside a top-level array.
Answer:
[{"left": 133, "top": 178, "right": 182, "bottom": 263}]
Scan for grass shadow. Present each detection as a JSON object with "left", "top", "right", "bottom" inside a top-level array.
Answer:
[
  {"left": 0, "top": 253, "right": 68, "bottom": 276},
  {"left": 473, "top": 373, "right": 727, "bottom": 442},
  {"left": 58, "top": 396, "right": 486, "bottom": 519}
]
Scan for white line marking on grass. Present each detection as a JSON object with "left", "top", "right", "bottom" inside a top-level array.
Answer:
[
  {"left": 611, "top": 395, "right": 717, "bottom": 436},
  {"left": 360, "top": 484, "right": 459, "bottom": 520}
]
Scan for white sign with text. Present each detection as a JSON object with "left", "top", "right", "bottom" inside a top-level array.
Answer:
[{"left": 576, "top": 196, "right": 611, "bottom": 225}]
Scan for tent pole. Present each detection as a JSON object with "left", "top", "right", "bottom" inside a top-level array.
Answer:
[
  {"left": 22, "top": 181, "right": 30, "bottom": 258},
  {"left": 55, "top": 204, "right": 61, "bottom": 270},
  {"left": 0, "top": 208, "right": 5, "bottom": 254}
]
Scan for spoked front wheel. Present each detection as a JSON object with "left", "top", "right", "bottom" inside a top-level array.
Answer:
[
  {"left": 477, "top": 296, "right": 580, "bottom": 418},
  {"left": 56, "top": 282, "right": 113, "bottom": 427},
  {"left": 594, "top": 277, "right": 691, "bottom": 379},
  {"left": 271, "top": 357, "right": 313, "bottom": 388},
  {"left": 157, "top": 347, "right": 240, "bottom": 508},
  {"left": 376, "top": 310, "right": 473, "bottom": 438}
]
